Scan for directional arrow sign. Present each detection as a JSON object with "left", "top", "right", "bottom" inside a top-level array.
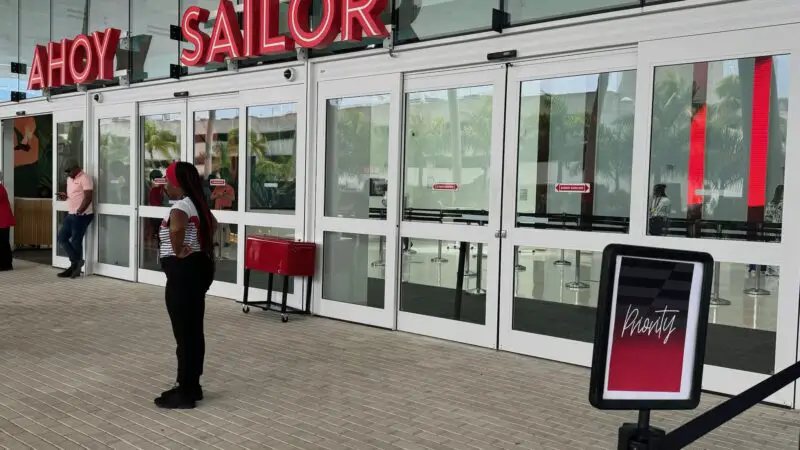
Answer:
[{"left": 555, "top": 183, "right": 591, "bottom": 193}]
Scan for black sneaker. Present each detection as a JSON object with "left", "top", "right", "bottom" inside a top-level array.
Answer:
[
  {"left": 57, "top": 265, "right": 74, "bottom": 278},
  {"left": 154, "top": 389, "right": 196, "bottom": 409},
  {"left": 69, "top": 260, "right": 85, "bottom": 279},
  {"left": 159, "top": 384, "right": 203, "bottom": 402}
]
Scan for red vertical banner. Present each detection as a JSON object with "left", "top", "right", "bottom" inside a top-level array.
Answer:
[
  {"left": 747, "top": 57, "right": 772, "bottom": 210},
  {"left": 687, "top": 62, "right": 708, "bottom": 210}
]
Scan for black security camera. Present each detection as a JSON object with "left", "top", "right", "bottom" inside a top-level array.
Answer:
[{"left": 283, "top": 68, "right": 295, "bottom": 81}]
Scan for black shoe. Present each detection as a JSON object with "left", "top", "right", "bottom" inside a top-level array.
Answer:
[
  {"left": 69, "top": 260, "right": 85, "bottom": 279},
  {"left": 57, "top": 265, "right": 75, "bottom": 278},
  {"left": 154, "top": 389, "right": 196, "bottom": 409},
  {"left": 159, "top": 384, "right": 203, "bottom": 402}
]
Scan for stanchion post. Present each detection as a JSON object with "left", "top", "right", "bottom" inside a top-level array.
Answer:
[
  {"left": 371, "top": 235, "right": 386, "bottom": 267},
  {"left": 554, "top": 248, "right": 571, "bottom": 266},
  {"left": 710, "top": 261, "right": 731, "bottom": 306},
  {"left": 745, "top": 266, "right": 771, "bottom": 296},
  {"left": 566, "top": 250, "right": 589, "bottom": 290},
  {"left": 432, "top": 239, "right": 448, "bottom": 263},
  {"left": 468, "top": 243, "right": 486, "bottom": 294}
]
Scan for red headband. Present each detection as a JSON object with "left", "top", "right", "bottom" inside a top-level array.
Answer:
[{"left": 166, "top": 162, "right": 180, "bottom": 188}]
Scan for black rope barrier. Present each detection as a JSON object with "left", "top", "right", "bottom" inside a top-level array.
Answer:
[{"left": 658, "top": 360, "right": 800, "bottom": 449}]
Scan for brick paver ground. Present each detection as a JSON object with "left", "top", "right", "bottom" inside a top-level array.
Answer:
[{"left": 0, "top": 260, "right": 798, "bottom": 449}]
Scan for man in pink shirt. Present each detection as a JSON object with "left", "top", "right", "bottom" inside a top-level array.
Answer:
[{"left": 56, "top": 159, "right": 94, "bottom": 278}]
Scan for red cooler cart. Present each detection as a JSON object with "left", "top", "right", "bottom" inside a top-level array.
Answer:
[{"left": 240, "top": 236, "right": 316, "bottom": 322}]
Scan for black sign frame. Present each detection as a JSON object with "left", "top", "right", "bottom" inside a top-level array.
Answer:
[{"left": 589, "top": 244, "right": 714, "bottom": 411}]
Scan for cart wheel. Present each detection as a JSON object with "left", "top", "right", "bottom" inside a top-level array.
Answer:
[
  {"left": 281, "top": 314, "right": 289, "bottom": 323},
  {"left": 243, "top": 306, "right": 250, "bottom": 314}
]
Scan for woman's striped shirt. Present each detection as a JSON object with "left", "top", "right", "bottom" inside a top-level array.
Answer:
[{"left": 159, "top": 197, "right": 202, "bottom": 259}]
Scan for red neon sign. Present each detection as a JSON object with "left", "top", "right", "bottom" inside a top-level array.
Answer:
[
  {"left": 27, "top": 28, "right": 121, "bottom": 91},
  {"left": 180, "top": 0, "right": 388, "bottom": 67}
]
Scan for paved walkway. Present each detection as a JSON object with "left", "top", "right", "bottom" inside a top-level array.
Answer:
[{"left": 0, "top": 260, "right": 798, "bottom": 450}]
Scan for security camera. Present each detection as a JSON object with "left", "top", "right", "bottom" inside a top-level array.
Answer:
[
  {"left": 283, "top": 68, "right": 296, "bottom": 82},
  {"left": 93, "top": 93, "right": 103, "bottom": 103}
]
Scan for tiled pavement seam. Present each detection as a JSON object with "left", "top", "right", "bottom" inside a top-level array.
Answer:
[{"left": 0, "top": 260, "right": 798, "bottom": 449}]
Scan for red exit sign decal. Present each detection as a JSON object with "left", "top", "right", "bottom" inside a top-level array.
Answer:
[
  {"left": 432, "top": 183, "right": 459, "bottom": 191},
  {"left": 555, "top": 183, "right": 591, "bottom": 193},
  {"left": 181, "top": 0, "right": 389, "bottom": 67}
]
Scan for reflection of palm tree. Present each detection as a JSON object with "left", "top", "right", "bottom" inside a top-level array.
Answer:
[{"left": 143, "top": 121, "right": 179, "bottom": 162}]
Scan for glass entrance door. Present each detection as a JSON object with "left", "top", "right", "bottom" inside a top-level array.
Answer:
[
  {"left": 396, "top": 67, "right": 506, "bottom": 347},
  {"left": 314, "top": 74, "right": 403, "bottom": 329},
  {"left": 497, "top": 51, "right": 638, "bottom": 364},
  {"left": 187, "top": 95, "right": 242, "bottom": 298},
  {"left": 93, "top": 103, "right": 136, "bottom": 280},
  {"left": 53, "top": 109, "right": 87, "bottom": 270},
  {"left": 137, "top": 100, "right": 186, "bottom": 285}
]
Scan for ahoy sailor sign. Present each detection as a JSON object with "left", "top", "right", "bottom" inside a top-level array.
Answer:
[{"left": 180, "top": 0, "right": 389, "bottom": 67}]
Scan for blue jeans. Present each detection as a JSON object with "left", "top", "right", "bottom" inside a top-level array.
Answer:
[{"left": 57, "top": 214, "right": 93, "bottom": 263}]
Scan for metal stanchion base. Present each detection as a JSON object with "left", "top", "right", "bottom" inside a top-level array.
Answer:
[
  {"left": 464, "top": 271, "right": 477, "bottom": 278},
  {"left": 566, "top": 281, "right": 590, "bottom": 290},
  {"left": 554, "top": 260, "right": 571, "bottom": 266},
  {"left": 431, "top": 257, "right": 449, "bottom": 263},
  {"left": 515, "top": 265, "right": 527, "bottom": 272},
  {"left": 404, "top": 249, "right": 417, "bottom": 255},
  {"left": 710, "top": 296, "right": 732, "bottom": 306},
  {"left": 467, "top": 288, "right": 486, "bottom": 295},
  {"left": 745, "top": 288, "right": 771, "bottom": 296},
  {"left": 371, "top": 260, "right": 385, "bottom": 267}
]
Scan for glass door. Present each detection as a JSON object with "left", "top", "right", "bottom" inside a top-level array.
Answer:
[
  {"left": 93, "top": 103, "right": 136, "bottom": 280},
  {"left": 396, "top": 67, "right": 506, "bottom": 348},
  {"left": 53, "top": 109, "right": 87, "bottom": 270},
  {"left": 314, "top": 74, "right": 402, "bottom": 329},
  {"left": 498, "top": 51, "right": 638, "bottom": 364},
  {"left": 137, "top": 100, "right": 186, "bottom": 285},
  {"left": 240, "top": 85, "right": 308, "bottom": 311},
  {"left": 188, "top": 95, "right": 242, "bottom": 299}
]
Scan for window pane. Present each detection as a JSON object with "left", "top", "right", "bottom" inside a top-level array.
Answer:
[
  {"left": 193, "top": 109, "right": 239, "bottom": 211},
  {"left": 19, "top": 0, "right": 49, "bottom": 99},
  {"left": 52, "top": 0, "right": 88, "bottom": 40},
  {"left": 517, "top": 70, "right": 636, "bottom": 233},
  {"left": 89, "top": 0, "right": 130, "bottom": 87},
  {"left": 648, "top": 55, "right": 788, "bottom": 242},
  {"left": 245, "top": 226, "right": 295, "bottom": 294},
  {"left": 324, "top": 95, "right": 390, "bottom": 220},
  {"left": 56, "top": 121, "right": 84, "bottom": 195},
  {"left": 399, "top": 238, "right": 488, "bottom": 324},
  {"left": 309, "top": 0, "right": 390, "bottom": 57},
  {"left": 706, "top": 261, "right": 778, "bottom": 374},
  {"left": 247, "top": 104, "right": 297, "bottom": 213},
  {"left": 0, "top": 0, "right": 19, "bottom": 102},
  {"left": 508, "top": 0, "right": 638, "bottom": 26},
  {"left": 403, "top": 85, "right": 493, "bottom": 225},
  {"left": 56, "top": 211, "right": 69, "bottom": 258},
  {"left": 396, "top": 0, "right": 494, "bottom": 44},
  {"left": 131, "top": 0, "right": 180, "bottom": 82},
  {"left": 181, "top": 0, "right": 228, "bottom": 74},
  {"left": 322, "top": 232, "right": 385, "bottom": 308},
  {"left": 214, "top": 221, "right": 238, "bottom": 283},
  {"left": 512, "top": 246, "right": 598, "bottom": 342},
  {"left": 98, "top": 117, "right": 132, "bottom": 205},
  {"left": 98, "top": 215, "right": 130, "bottom": 267},
  {"left": 139, "top": 217, "right": 162, "bottom": 272},
  {"left": 141, "top": 114, "right": 180, "bottom": 206}
]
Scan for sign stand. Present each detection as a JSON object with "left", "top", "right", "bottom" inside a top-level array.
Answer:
[
  {"left": 588, "top": 244, "right": 714, "bottom": 450},
  {"left": 617, "top": 410, "right": 665, "bottom": 449}
]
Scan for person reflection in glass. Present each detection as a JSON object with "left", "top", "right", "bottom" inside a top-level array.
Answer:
[
  {"left": 648, "top": 184, "right": 671, "bottom": 236},
  {"left": 750, "top": 185, "right": 783, "bottom": 275}
]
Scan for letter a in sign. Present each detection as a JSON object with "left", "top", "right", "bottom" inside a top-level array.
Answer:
[{"left": 206, "top": 0, "right": 244, "bottom": 63}]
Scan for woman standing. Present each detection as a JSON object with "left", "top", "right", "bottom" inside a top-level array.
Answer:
[
  {"left": 155, "top": 161, "right": 216, "bottom": 409},
  {"left": 648, "top": 184, "right": 671, "bottom": 236},
  {"left": 0, "top": 174, "right": 15, "bottom": 271}
]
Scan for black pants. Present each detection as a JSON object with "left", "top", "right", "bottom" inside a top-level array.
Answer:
[
  {"left": 0, "top": 227, "right": 11, "bottom": 270},
  {"left": 162, "top": 253, "right": 213, "bottom": 389}
]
